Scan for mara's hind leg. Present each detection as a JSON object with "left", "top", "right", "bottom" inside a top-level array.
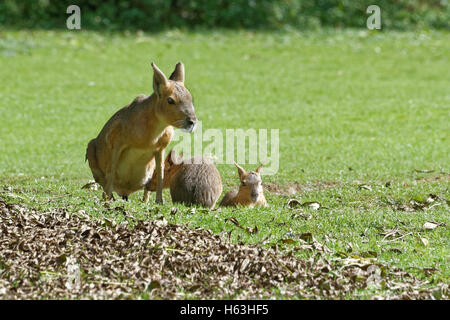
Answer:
[
  {"left": 103, "top": 146, "right": 123, "bottom": 201},
  {"left": 91, "top": 168, "right": 106, "bottom": 188},
  {"left": 102, "top": 190, "right": 115, "bottom": 201}
]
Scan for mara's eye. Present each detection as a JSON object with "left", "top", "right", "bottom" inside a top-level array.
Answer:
[
  {"left": 241, "top": 181, "right": 246, "bottom": 186},
  {"left": 167, "top": 97, "right": 175, "bottom": 105}
]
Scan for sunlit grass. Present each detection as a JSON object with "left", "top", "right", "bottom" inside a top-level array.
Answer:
[{"left": 0, "top": 29, "right": 449, "bottom": 298}]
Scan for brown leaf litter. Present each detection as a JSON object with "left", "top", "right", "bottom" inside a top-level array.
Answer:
[
  {"left": 388, "top": 194, "right": 447, "bottom": 212},
  {"left": 0, "top": 200, "right": 447, "bottom": 300},
  {"left": 224, "top": 217, "right": 258, "bottom": 234}
]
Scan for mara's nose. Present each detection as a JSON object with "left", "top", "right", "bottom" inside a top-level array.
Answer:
[
  {"left": 186, "top": 118, "right": 196, "bottom": 127},
  {"left": 183, "top": 116, "right": 198, "bottom": 133}
]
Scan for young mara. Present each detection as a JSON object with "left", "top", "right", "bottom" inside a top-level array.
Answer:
[
  {"left": 220, "top": 163, "right": 267, "bottom": 207},
  {"left": 147, "top": 150, "right": 223, "bottom": 209}
]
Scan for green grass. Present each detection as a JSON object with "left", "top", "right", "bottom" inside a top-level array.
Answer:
[{"left": 0, "top": 28, "right": 449, "bottom": 299}]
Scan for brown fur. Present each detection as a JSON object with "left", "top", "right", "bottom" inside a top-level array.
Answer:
[
  {"left": 148, "top": 150, "right": 223, "bottom": 209},
  {"left": 85, "top": 62, "right": 197, "bottom": 203},
  {"left": 220, "top": 163, "right": 267, "bottom": 208}
]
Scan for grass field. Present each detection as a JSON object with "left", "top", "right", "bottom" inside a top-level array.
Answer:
[{"left": 0, "top": 28, "right": 449, "bottom": 299}]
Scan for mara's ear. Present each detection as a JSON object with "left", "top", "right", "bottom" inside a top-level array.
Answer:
[
  {"left": 166, "top": 149, "right": 176, "bottom": 166},
  {"left": 255, "top": 163, "right": 264, "bottom": 174},
  {"left": 169, "top": 62, "right": 185, "bottom": 83},
  {"left": 174, "top": 151, "right": 183, "bottom": 164},
  {"left": 151, "top": 62, "right": 168, "bottom": 98},
  {"left": 234, "top": 162, "right": 246, "bottom": 179},
  {"left": 167, "top": 149, "right": 183, "bottom": 165}
]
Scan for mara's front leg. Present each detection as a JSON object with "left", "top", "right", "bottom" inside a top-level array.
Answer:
[
  {"left": 154, "top": 150, "right": 164, "bottom": 204},
  {"left": 142, "top": 187, "right": 150, "bottom": 203},
  {"left": 142, "top": 158, "right": 155, "bottom": 203}
]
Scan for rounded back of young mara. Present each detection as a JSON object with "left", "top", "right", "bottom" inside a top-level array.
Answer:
[{"left": 148, "top": 150, "right": 223, "bottom": 209}]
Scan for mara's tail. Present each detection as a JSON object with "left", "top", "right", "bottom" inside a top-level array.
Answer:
[
  {"left": 85, "top": 139, "right": 105, "bottom": 186},
  {"left": 86, "top": 139, "right": 96, "bottom": 163}
]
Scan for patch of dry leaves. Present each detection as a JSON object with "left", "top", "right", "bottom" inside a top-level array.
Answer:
[{"left": 0, "top": 200, "right": 447, "bottom": 299}]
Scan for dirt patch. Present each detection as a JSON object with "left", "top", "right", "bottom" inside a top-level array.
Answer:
[
  {"left": 0, "top": 200, "right": 446, "bottom": 299},
  {"left": 264, "top": 174, "right": 450, "bottom": 197},
  {"left": 413, "top": 174, "right": 450, "bottom": 184}
]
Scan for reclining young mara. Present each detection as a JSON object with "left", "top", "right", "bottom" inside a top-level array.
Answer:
[
  {"left": 85, "top": 62, "right": 197, "bottom": 203},
  {"left": 147, "top": 150, "right": 223, "bottom": 209},
  {"left": 220, "top": 163, "right": 267, "bottom": 207}
]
